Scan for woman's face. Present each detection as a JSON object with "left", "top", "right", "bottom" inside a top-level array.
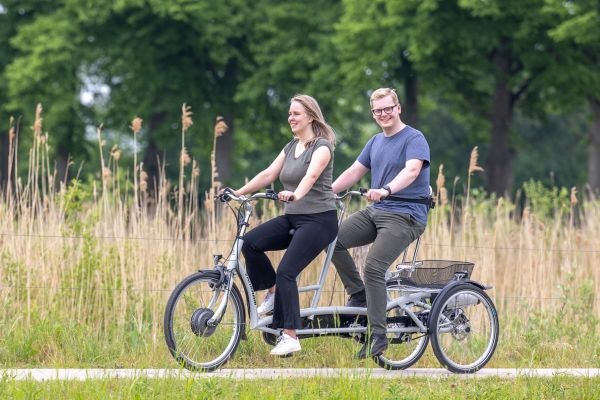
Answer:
[{"left": 288, "top": 101, "right": 313, "bottom": 136}]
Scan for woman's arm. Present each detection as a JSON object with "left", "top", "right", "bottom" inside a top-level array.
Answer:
[
  {"left": 234, "top": 150, "right": 286, "bottom": 196},
  {"left": 279, "top": 145, "right": 331, "bottom": 202}
]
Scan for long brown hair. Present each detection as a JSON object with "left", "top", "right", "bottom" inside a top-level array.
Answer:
[{"left": 290, "top": 94, "right": 336, "bottom": 148}]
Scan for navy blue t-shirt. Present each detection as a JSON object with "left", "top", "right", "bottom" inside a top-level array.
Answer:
[{"left": 357, "top": 125, "right": 430, "bottom": 225}]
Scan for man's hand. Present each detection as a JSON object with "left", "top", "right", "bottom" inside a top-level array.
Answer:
[{"left": 366, "top": 188, "right": 388, "bottom": 202}]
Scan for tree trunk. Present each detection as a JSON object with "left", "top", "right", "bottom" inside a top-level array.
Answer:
[
  {"left": 142, "top": 111, "right": 167, "bottom": 197},
  {"left": 487, "top": 52, "right": 514, "bottom": 197},
  {"left": 213, "top": 56, "right": 238, "bottom": 183},
  {"left": 404, "top": 73, "right": 419, "bottom": 127},
  {"left": 587, "top": 97, "right": 600, "bottom": 195},
  {"left": 0, "top": 129, "right": 8, "bottom": 193}
]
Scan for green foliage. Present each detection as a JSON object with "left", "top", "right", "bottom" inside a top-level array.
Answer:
[
  {"left": 522, "top": 179, "right": 571, "bottom": 219},
  {"left": 520, "top": 275, "right": 599, "bottom": 366},
  {"left": 57, "top": 179, "right": 91, "bottom": 223},
  {"left": 0, "top": 0, "right": 598, "bottom": 196}
]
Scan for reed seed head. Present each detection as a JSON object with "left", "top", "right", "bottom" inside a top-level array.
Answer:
[
  {"left": 181, "top": 148, "right": 191, "bottom": 166},
  {"left": 468, "top": 146, "right": 484, "bottom": 175},
  {"left": 192, "top": 160, "right": 201, "bottom": 178},
  {"left": 140, "top": 170, "right": 148, "bottom": 193},
  {"left": 181, "top": 103, "right": 193, "bottom": 132},
  {"left": 102, "top": 167, "right": 112, "bottom": 182},
  {"left": 570, "top": 187, "right": 578, "bottom": 206},
  {"left": 111, "top": 145, "right": 121, "bottom": 161},
  {"left": 436, "top": 164, "right": 445, "bottom": 193},
  {"left": 130, "top": 116, "right": 143, "bottom": 135},
  {"left": 214, "top": 116, "right": 228, "bottom": 137}
]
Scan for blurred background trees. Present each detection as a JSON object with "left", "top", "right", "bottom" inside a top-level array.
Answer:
[{"left": 0, "top": 0, "right": 598, "bottom": 198}]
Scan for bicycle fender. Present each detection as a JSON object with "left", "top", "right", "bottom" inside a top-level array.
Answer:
[
  {"left": 431, "top": 279, "right": 490, "bottom": 308},
  {"left": 198, "top": 268, "right": 226, "bottom": 287}
]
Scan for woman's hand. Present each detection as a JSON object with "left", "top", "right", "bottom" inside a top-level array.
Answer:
[
  {"left": 219, "top": 187, "right": 239, "bottom": 196},
  {"left": 278, "top": 190, "right": 295, "bottom": 202}
]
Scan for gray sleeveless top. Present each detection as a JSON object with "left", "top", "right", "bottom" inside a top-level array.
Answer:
[{"left": 279, "top": 137, "right": 336, "bottom": 214}]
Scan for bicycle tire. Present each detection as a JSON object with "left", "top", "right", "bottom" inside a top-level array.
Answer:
[
  {"left": 429, "top": 283, "right": 499, "bottom": 373},
  {"left": 373, "top": 305, "right": 430, "bottom": 370},
  {"left": 164, "top": 271, "right": 245, "bottom": 371}
]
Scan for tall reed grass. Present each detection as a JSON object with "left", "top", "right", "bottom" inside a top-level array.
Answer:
[{"left": 0, "top": 104, "right": 598, "bottom": 367}]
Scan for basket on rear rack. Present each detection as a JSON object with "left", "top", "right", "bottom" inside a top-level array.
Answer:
[{"left": 387, "top": 260, "right": 475, "bottom": 288}]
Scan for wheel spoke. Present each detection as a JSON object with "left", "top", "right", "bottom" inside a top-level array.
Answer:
[
  {"left": 430, "top": 285, "right": 499, "bottom": 373},
  {"left": 164, "top": 273, "right": 244, "bottom": 371}
]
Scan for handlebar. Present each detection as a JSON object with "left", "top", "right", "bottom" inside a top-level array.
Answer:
[
  {"left": 217, "top": 188, "right": 288, "bottom": 203},
  {"left": 334, "top": 189, "right": 366, "bottom": 201},
  {"left": 219, "top": 187, "right": 433, "bottom": 207},
  {"left": 335, "top": 187, "right": 434, "bottom": 208}
]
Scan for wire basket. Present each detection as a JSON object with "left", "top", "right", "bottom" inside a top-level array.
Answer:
[{"left": 388, "top": 260, "right": 475, "bottom": 288}]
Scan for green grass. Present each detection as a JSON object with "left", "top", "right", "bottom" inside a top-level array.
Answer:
[
  {"left": 1, "top": 376, "right": 600, "bottom": 399},
  {"left": 1, "top": 306, "right": 599, "bottom": 369}
]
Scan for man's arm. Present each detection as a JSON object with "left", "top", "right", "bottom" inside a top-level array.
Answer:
[
  {"left": 366, "top": 158, "right": 424, "bottom": 202},
  {"left": 332, "top": 161, "right": 369, "bottom": 194}
]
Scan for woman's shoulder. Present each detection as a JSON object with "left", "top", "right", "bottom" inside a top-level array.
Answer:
[
  {"left": 313, "top": 137, "right": 334, "bottom": 151},
  {"left": 283, "top": 138, "right": 299, "bottom": 154}
]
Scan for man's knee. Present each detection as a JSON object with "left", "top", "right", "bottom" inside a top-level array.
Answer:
[{"left": 363, "top": 263, "right": 388, "bottom": 284}]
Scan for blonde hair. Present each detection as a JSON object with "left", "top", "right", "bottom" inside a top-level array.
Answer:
[
  {"left": 290, "top": 94, "right": 336, "bottom": 147},
  {"left": 370, "top": 88, "right": 400, "bottom": 108}
]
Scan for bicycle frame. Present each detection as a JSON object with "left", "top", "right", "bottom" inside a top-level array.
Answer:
[{"left": 209, "top": 191, "right": 440, "bottom": 337}]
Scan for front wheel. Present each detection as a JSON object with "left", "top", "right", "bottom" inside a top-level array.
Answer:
[
  {"left": 164, "top": 271, "right": 245, "bottom": 371},
  {"left": 429, "top": 283, "right": 499, "bottom": 373}
]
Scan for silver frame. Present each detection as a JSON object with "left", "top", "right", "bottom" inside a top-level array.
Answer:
[{"left": 209, "top": 191, "right": 439, "bottom": 338}]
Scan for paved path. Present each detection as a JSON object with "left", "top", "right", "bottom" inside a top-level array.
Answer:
[{"left": 2, "top": 368, "right": 600, "bottom": 381}]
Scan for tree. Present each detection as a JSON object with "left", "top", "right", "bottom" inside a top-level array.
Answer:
[
  {"left": 335, "top": 0, "right": 421, "bottom": 126},
  {"left": 544, "top": 0, "right": 600, "bottom": 193},
  {"left": 0, "top": 0, "right": 71, "bottom": 187},
  {"left": 405, "top": 0, "right": 571, "bottom": 196},
  {"left": 234, "top": 0, "right": 347, "bottom": 181},
  {"left": 5, "top": 0, "right": 257, "bottom": 194}
]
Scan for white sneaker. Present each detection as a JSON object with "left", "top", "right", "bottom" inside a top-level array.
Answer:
[
  {"left": 270, "top": 333, "right": 301, "bottom": 356},
  {"left": 257, "top": 291, "right": 275, "bottom": 315}
]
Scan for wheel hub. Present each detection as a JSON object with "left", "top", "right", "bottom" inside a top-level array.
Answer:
[
  {"left": 450, "top": 311, "right": 471, "bottom": 341},
  {"left": 190, "top": 308, "right": 217, "bottom": 337}
]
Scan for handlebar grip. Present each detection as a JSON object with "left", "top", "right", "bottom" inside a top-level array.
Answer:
[{"left": 217, "top": 187, "right": 235, "bottom": 202}]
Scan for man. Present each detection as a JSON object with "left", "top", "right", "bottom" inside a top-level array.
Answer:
[{"left": 331, "top": 88, "right": 430, "bottom": 358}]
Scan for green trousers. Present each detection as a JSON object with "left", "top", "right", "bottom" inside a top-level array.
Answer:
[{"left": 332, "top": 206, "right": 426, "bottom": 334}]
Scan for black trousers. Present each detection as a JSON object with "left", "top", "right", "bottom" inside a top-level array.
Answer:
[{"left": 242, "top": 210, "right": 338, "bottom": 330}]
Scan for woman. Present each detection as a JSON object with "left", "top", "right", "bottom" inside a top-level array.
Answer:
[{"left": 230, "top": 94, "right": 337, "bottom": 356}]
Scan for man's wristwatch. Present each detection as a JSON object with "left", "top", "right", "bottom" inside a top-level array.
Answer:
[{"left": 382, "top": 185, "right": 392, "bottom": 197}]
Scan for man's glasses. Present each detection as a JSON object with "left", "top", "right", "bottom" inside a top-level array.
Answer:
[{"left": 371, "top": 104, "right": 398, "bottom": 116}]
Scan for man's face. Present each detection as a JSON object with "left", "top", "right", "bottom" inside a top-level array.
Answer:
[{"left": 371, "top": 95, "right": 400, "bottom": 130}]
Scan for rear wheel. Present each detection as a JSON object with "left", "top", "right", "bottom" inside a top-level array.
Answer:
[
  {"left": 164, "top": 271, "right": 245, "bottom": 371},
  {"left": 429, "top": 283, "right": 499, "bottom": 373}
]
